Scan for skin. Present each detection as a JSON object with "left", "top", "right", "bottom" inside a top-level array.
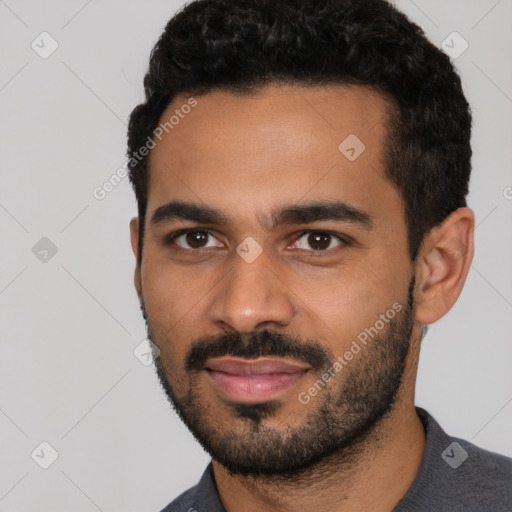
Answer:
[{"left": 130, "top": 84, "right": 474, "bottom": 511}]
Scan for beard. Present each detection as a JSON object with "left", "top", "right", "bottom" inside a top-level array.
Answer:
[{"left": 143, "top": 277, "right": 415, "bottom": 478}]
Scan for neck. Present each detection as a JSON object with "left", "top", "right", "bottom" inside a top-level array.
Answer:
[
  {"left": 213, "top": 330, "right": 426, "bottom": 512},
  {"left": 213, "top": 401, "right": 425, "bottom": 512}
]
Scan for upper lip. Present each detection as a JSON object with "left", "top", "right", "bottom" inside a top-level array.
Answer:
[{"left": 205, "top": 357, "right": 311, "bottom": 375}]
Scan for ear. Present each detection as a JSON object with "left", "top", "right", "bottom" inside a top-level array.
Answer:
[
  {"left": 414, "top": 207, "right": 474, "bottom": 325},
  {"left": 129, "top": 217, "right": 143, "bottom": 302}
]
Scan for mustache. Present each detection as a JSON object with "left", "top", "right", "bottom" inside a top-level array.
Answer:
[{"left": 185, "top": 329, "right": 332, "bottom": 372}]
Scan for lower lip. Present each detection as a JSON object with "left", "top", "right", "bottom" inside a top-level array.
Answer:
[{"left": 206, "top": 370, "right": 308, "bottom": 403}]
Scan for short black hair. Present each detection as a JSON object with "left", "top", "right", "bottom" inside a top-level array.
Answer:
[{"left": 127, "top": 0, "right": 472, "bottom": 265}]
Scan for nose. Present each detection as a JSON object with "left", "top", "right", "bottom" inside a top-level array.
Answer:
[{"left": 208, "top": 248, "right": 295, "bottom": 333}]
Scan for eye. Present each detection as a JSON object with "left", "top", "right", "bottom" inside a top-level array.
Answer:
[
  {"left": 168, "top": 229, "right": 224, "bottom": 250},
  {"left": 291, "top": 231, "right": 347, "bottom": 252}
]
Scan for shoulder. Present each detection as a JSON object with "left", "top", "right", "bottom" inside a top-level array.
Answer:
[
  {"left": 158, "top": 462, "right": 223, "bottom": 512},
  {"left": 159, "top": 486, "right": 197, "bottom": 512},
  {"left": 448, "top": 436, "right": 512, "bottom": 492},
  {"left": 396, "top": 408, "right": 512, "bottom": 511},
  {"left": 395, "top": 407, "right": 512, "bottom": 512},
  {"left": 427, "top": 436, "right": 512, "bottom": 511},
  {"left": 420, "top": 407, "right": 512, "bottom": 492}
]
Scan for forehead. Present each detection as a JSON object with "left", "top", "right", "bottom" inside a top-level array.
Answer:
[{"left": 146, "top": 83, "right": 401, "bottom": 227}]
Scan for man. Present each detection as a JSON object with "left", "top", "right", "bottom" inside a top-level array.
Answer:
[{"left": 126, "top": 0, "right": 512, "bottom": 510}]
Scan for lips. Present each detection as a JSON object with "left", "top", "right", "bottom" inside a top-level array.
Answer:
[
  {"left": 204, "top": 357, "right": 310, "bottom": 404},
  {"left": 206, "top": 357, "right": 310, "bottom": 375}
]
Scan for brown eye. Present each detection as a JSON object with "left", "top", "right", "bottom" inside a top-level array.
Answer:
[
  {"left": 185, "top": 231, "right": 209, "bottom": 248},
  {"left": 307, "top": 233, "right": 332, "bottom": 250},
  {"left": 171, "top": 230, "right": 223, "bottom": 250},
  {"left": 292, "top": 231, "right": 345, "bottom": 251}
]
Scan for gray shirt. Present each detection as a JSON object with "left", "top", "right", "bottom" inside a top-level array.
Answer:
[{"left": 160, "top": 407, "right": 512, "bottom": 511}]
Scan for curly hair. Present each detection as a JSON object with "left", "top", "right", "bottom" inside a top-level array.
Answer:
[{"left": 127, "top": 0, "right": 472, "bottom": 264}]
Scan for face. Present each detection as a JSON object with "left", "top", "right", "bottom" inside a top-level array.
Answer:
[{"left": 133, "top": 84, "right": 418, "bottom": 476}]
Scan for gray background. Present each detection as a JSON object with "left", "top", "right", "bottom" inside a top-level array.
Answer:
[{"left": 1, "top": 0, "right": 511, "bottom": 510}]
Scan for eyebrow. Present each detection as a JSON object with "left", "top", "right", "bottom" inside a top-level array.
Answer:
[
  {"left": 150, "top": 199, "right": 373, "bottom": 230},
  {"left": 151, "top": 201, "right": 229, "bottom": 226}
]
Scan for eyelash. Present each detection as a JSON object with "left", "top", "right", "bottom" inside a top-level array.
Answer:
[{"left": 164, "top": 228, "right": 352, "bottom": 254}]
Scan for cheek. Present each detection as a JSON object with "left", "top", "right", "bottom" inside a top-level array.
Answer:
[
  {"left": 141, "top": 247, "right": 209, "bottom": 323},
  {"left": 141, "top": 252, "right": 226, "bottom": 364},
  {"left": 301, "top": 263, "right": 408, "bottom": 352}
]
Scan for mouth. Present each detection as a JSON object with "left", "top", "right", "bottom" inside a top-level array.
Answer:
[{"left": 204, "top": 357, "right": 311, "bottom": 404}]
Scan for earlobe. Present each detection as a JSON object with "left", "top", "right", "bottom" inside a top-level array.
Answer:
[
  {"left": 129, "top": 217, "right": 143, "bottom": 302},
  {"left": 414, "top": 208, "right": 474, "bottom": 325}
]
